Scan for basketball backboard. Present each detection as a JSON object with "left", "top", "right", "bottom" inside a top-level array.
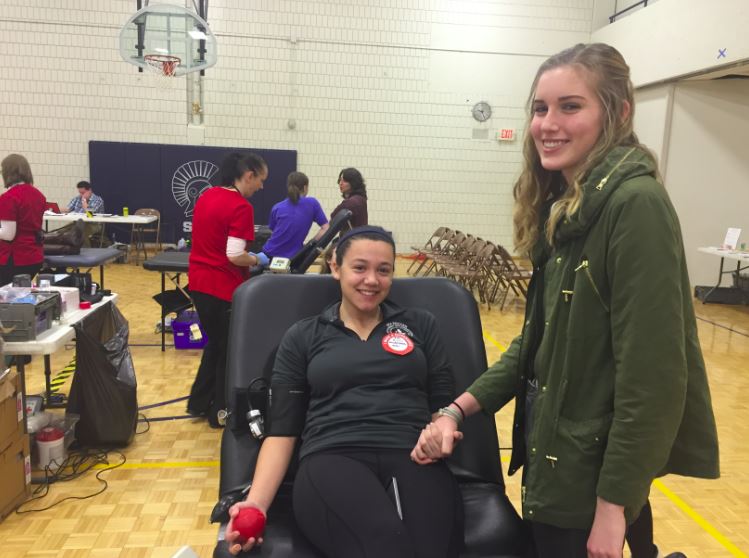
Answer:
[{"left": 119, "top": 3, "right": 217, "bottom": 76}]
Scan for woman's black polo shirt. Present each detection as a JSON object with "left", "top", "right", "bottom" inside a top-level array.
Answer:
[{"left": 267, "top": 300, "right": 455, "bottom": 459}]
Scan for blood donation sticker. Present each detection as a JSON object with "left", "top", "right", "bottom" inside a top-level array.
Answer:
[{"left": 382, "top": 333, "right": 414, "bottom": 355}]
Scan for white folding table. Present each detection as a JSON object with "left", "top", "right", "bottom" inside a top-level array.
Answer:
[
  {"left": 4, "top": 294, "right": 118, "bottom": 406},
  {"left": 696, "top": 247, "right": 749, "bottom": 304}
]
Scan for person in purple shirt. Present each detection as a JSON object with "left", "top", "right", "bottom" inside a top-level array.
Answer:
[{"left": 261, "top": 172, "right": 329, "bottom": 260}]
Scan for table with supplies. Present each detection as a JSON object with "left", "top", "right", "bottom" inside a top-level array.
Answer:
[
  {"left": 4, "top": 295, "right": 118, "bottom": 405},
  {"left": 43, "top": 211, "right": 158, "bottom": 253}
]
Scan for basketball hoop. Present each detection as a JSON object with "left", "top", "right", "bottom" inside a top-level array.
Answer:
[{"left": 144, "top": 54, "right": 181, "bottom": 87}]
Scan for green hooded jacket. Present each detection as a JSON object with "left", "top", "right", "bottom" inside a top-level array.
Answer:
[{"left": 468, "top": 146, "right": 720, "bottom": 529}]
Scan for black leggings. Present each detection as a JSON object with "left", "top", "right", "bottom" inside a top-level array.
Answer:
[
  {"left": 188, "top": 291, "right": 231, "bottom": 424},
  {"left": 293, "top": 448, "right": 463, "bottom": 558}
]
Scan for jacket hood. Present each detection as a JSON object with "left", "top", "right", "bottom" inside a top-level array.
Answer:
[{"left": 555, "top": 146, "right": 657, "bottom": 243}]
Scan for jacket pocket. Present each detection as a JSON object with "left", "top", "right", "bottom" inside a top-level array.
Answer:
[
  {"left": 559, "top": 413, "right": 613, "bottom": 444},
  {"left": 534, "top": 413, "right": 613, "bottom": 519}
]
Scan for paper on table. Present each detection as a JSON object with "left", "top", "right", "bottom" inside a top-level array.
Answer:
[{"left": 723, "top": 228, "right": 741, "bottom": 250}]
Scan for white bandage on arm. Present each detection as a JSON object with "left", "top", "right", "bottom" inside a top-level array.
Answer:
[
  {"left": 0, "top": 220, "right": 17, "bottom": 241},
  {"left": 226, "top": 235, "right": 248, "bottom": 258}
]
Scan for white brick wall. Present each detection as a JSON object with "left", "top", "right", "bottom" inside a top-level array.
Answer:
[{"left": 0, "top": 0, "right": 594, "bottom": 251}]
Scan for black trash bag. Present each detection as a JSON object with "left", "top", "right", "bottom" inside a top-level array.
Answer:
[{"left": 66, "top": 302, "right": 138, "bottom": 447}]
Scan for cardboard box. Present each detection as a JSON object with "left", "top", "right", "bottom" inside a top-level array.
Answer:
[
  {"left": 0, "top": 369, "right": 24, "bottom": 451},
  {"left": 0, "top": 435, "right": 31, "bottom": 521},
  {"left": 43, "top": 286, "right": 80, "bottom": 317}
]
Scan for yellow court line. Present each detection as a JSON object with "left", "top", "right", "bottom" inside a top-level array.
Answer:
[
  {"left": 94, "top": 460, "right": 220, "bottom": 470},
  {"left": 653, "top": 479, "right": 747, "bottom": 558},
  {"left": 482, "top": 331, "right": 507, "bottom": 352}
]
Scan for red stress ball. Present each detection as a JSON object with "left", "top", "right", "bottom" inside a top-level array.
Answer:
[{"left": 234, "top": 507, "right": 266, "bottom": 542}]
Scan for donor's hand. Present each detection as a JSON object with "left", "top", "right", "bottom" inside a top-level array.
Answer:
[
  {"left": 410, "top": 417, "right": 463, "bottom": 465},
  {"left": 226, "top": 500, "right": 266, "bottom": 555}
]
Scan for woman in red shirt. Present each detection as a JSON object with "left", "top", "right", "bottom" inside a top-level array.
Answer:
[
  {"left": 188, "top": 152, "right": 268, "bottom": 427},
  {"left": 0, "top": 154, "right": 46, "bottom": 285}
]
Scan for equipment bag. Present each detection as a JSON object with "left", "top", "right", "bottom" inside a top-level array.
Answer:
[{"left": 43, "top": 220, "right": 85, "bottom": 256}]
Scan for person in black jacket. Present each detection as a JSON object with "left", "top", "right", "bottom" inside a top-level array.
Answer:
[{"left": 225, "top": 226, "right": 463, "bottom": 558}]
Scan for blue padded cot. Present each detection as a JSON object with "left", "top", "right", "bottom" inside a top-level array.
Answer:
[{"left": 43, "top": 247, "right": 121, "bottom": 289}]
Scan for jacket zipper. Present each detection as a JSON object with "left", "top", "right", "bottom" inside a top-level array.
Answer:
[
  {"left": 595, "top": 146, "right": 637, "bottom": 190},
  {"left": 574, "top": 259, "right": 610, "bottom": 313}
]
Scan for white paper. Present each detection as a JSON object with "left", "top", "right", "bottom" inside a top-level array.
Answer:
[{"left": 723, "top": 228, "right": 741, "bottom": 250}]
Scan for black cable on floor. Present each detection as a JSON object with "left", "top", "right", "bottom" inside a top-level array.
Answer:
[
  {"left": 695, "top": 315, "right": 749, "bottom": 338},
  {"left": 138, "top": 414, "right": 194, "bottom": 422},
  {"left": 138, "top": 395, "right": 189, "bottom": 411},
  {"left": 16, "top": 448, "right": 126, "bottom": 514},
  {"left": 136, "top": 412, "right": 150, "bottom": 434}
]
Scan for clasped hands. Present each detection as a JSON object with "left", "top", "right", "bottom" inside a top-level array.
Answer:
[{"left": 410, "top": 415, "right": 464, "bottom": 465}]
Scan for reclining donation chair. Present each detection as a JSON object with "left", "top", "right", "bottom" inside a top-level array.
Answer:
[{"left": 213, "top": 274, "right": 526, "bottom": 557}]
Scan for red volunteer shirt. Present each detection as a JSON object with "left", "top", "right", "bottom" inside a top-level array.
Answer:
[
  {"left": 0, "top": 183, "right": 46, "bottom": 266},
  {"left": 188, "top": 187, "right": 255, "bottom": 302}
]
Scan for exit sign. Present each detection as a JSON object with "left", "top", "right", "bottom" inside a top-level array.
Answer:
[{"left": 497, "top": 129, "right": 515, "bottom": 141}]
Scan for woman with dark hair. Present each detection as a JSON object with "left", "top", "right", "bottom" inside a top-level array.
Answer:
[
  {"left": 331, "top": 167, "right": 368, "bottom": 229},
  {"left": 225, "top": 226, "right": 462, "bottom": 558},
  {"left": 260, "top": 171, "right": 329, "bottom": 260},
  {"left": 187, "top": 152, "right": 268, "bottom": 427},
  {"left": 413, "top": 43, "right": 719, "bottom": 558},
  {"left": 0, "top": 154, "right": 46, "bottom": 285}
]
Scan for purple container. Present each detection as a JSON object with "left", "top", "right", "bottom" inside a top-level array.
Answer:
[{"left": 172, "top": 310, "right": 209, "bottom": 350}]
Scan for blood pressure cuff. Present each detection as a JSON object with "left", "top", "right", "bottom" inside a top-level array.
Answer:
[{"left": 266, "top": 383, "right": 310, "bottom": 436}]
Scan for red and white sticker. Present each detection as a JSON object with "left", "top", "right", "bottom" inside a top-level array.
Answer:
[{"left": 382, "top": 333, "right": 414, "bottom": 355}]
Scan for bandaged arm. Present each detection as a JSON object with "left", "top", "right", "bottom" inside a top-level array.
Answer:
[
  {"left": 0, "top": 221, "right": 17, "bottom": 241},
  {"left": 226, "top": 235, "right": 261, "bottom": 267}
]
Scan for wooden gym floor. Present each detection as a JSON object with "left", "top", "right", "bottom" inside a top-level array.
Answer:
[{"left": 0, "top": 258, "right": 747, "bottom": 557}]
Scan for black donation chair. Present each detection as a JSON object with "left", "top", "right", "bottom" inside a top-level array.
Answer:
[{"left": 212, "top": 275, "right": 526, "bottom": 557}]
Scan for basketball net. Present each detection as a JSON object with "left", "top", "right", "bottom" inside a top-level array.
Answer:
[{"left": 143, "top": 54, "right": 181, "bottom": 88}]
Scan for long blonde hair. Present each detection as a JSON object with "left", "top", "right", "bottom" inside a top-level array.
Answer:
[{"left": 513, "top": 43, "right": 653, "bottom": 253}]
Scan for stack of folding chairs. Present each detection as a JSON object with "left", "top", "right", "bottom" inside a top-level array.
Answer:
[{"left": 407, "top": 227, "right": 532, "bottom": 311}]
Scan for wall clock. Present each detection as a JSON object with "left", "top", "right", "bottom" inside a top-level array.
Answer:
[{"left": 472, "top": 101, "right": 492, "bottom": 122}]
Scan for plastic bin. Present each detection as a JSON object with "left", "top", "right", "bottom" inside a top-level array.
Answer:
[{"left": 172, "top": 310, "right": 208, "bottom": 350}]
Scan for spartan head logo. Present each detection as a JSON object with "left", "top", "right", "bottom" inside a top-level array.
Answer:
[{"left": 172, "top": 160, "right": 219, "bottom": 217}]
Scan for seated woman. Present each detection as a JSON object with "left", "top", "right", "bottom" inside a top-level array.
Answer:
[
  {"left": 226, "top": 226, "right": 463, "bottom": 558},
  {"left": 260, "top": 171, "right": 329, "bottom": 261}
]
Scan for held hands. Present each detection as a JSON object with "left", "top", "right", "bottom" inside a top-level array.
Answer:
[
  {"left": 249, "top": 251, "right": 270, "bottom": 267},
  {"left": 410, "top": 416, "right": 463, "bottom": 465},
  {"left": 226, "top": 500, "right": 267, "bottom": 555},
  {"left": 586, "top": 497, "right": 626, "bottom": 558}
]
